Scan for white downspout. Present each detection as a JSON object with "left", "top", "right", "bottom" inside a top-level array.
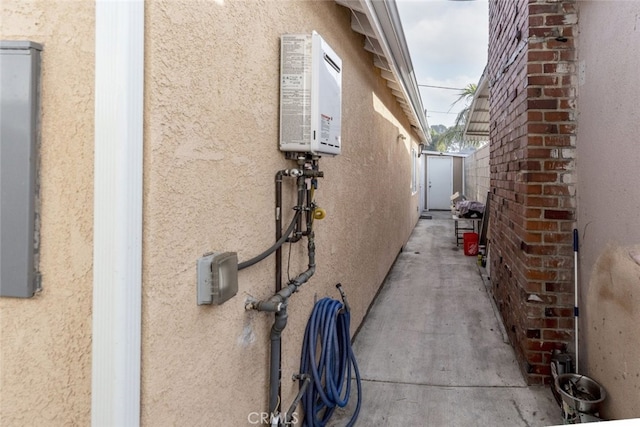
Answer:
[{"left": 92, "top": 1, "right": 144, "bottom": 425}]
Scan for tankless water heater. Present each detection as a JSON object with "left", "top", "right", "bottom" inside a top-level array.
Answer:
[{"left": 279, "top": 31, "right": 342, "bottom": 156}]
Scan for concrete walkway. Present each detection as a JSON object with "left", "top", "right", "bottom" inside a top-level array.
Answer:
[{"left": 331, "top": 214, "right": 562, "bottom": 426}]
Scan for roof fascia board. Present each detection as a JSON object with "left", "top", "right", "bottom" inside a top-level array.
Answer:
[
  {"left": 360, "top": 0, "right": 430, "bottom": 142},
  {"left": 422, "top": 150, "right": 469, "bottom": 158},
  {"left": 463, "top": 66, "right": 490, "bottom": 139}
]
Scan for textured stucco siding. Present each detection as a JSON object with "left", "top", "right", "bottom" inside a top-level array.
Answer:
[
  {"left": 0, "top": 1, "right": 95, "bottom": 425},
  {"left": 1, "top": 1, "right": 421, "bottom": 424},
  {"left": 142, "top": 0, "right": 420, "bottom": 424},
  {"left": 576, "top": 1, "right": 640, "bottom": 418}
]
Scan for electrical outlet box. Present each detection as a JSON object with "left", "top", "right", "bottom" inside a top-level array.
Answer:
[
  {"left": 1, "top": 41, "right": 43, "bottom": 298},
  {"left": 197, "top": 252, "right": 238, "bottom": 305},
  {"left": 279, "top": 31, "right": 342, "bottom": 156}
]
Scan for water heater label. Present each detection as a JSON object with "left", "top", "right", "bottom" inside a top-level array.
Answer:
[{"left": 280, "top": 35, "right": 312, "bottom": 147}]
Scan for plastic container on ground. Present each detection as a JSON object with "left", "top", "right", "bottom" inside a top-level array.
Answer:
[{"left": 463, "top": 232, "right": 479, "bottom": 256}]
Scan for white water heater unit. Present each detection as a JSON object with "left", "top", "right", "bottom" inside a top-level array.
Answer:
[{"left": 279, "top": 31, "right": 342, "bottom": 156}]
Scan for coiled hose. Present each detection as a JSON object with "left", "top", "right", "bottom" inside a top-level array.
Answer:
[{"left": 300, "top": 291, "right": 362, "bottom": 427}]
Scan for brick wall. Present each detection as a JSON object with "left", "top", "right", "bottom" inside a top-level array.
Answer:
[
  {"left": 487, "top": 0, "right": 577, "bottom": 385},
  {"left": 464, "top": 143, "right": 490, "bottom": 205}
]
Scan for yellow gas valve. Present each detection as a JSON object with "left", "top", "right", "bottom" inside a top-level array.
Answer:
[{"left": 313, "top": 208, "right": 326, "bottom": 220}]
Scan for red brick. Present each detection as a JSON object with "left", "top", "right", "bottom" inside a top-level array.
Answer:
[
  {"left": 544, "top": 307, "right": 573, "bottom": 318},
  {"left": 529, "top": 15, "right": 544, "bottom": 27},
  {"left": 527, "top": 363, "right": 551, "bottom": 376},
  {"left": 547, "top": 38, "right": 574, "bottom": 50},
  {"left": 543, "top": 232, "right": 573, "bottom": 244},
  {"left": 543, "top": 160, "right": 572, "bottom": 170},
  {"left": 525, "top": 304, "right": 545, "bottom": 318},
  {"left": 530, "top": 4, "right": 560, "bottom": 14},
  {"left": 519, "top": 160, "right": 541, "bottom": 171},
  {"left": 543, "top": 185, "right": 571, "bottom": 196},
  {"left": 544, "top": 87, "right": 573, "bottom": 98},
  {"left": 528, "top": 317, "right": 559, "bottom": 329},
  {"left": 526, "top": 269, "right": 557, "bottom": 281},
  {"left": 529, "top": 135, "right": 544, "bottom": 145},
  {"left": 545, "top": 15, "right": 570, "bottom": 26},
  {"left": 524, "top": 208, "right": 542, "bottom": 218},
  {"left": 559, "top": 99, "right": 575, "bottom": 109},
  {"left": 528, "top": 99, "right": 558, "bottom": 110},
  {"left": 522, "top": 280, "right": 544, "bottom": 293},
  {"left": 559, "top": 124, "right": 576, "bottom": 134},
  {"left": 525, "top": 220, "right": 559, "bottom": 232},
  {"left": 544, "top": 209, "right": 574, "bottom": 220},
  {"left": 527, "top": 75, "right": 558, "bottom": 86},
  {"left": 544, "top": 135, "right": 572, "bottom": 146},
  {"left": 523, "top": 172, "right": 558, "bottom": 183},
  {"left": 543, "top": 329, "right": 573, "bottom": 341},
  {"left": 528, "top": 63, "right": 543, "bottom": 74},
  {"left": 527, "top": 352, "right": 546, "bottom": 365},
  {"left": 516, "top": 183, "right": 542, "bottom": 194},
  {"left": 527, "top": 328, "right": 542, "bottom": 339},
  {"left": 559, "top": 318, "right": 575, "bottom": 329},
  {"left": 527, "top": 87, "right": 543, "bottom": 97},
  {"left": 544, "top": 111, "right": 571, "bottom": 122},
  {"left": 524, "top": 339, "right": 560, "bottom": 353},
  {"left": 544, "top": 256, "right": 571, "bottom": 270},
  {"left": 560, "top": 50, "right": 577, "bottom": 61},
  {"left": 526, "top": 196, "right": 558, "bottom": 208},
  {"left": 522, "top": 244, "right": 557, "bottom": 256},
  {"left": 528, "top": 50, "right": 558, "bottom": 62},
  {"left": 525, "top": 256, "right": 543, "bottom": 269},
  {"left": 528, "top": 123, "right": 558, "bottom": 134},
  {"left": 528, "top": 111, "right": 543, "bottom": 121},
  {"left": 525, "top": 148, "right": 552, "bottom": 158},
  {"left": 529, "top": 25, "right": 557, "bottom": 37}
]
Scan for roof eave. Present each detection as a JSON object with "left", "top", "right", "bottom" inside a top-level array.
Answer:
[
  {"left": 336, "top": 0, "right": 431, "bottom": 143},
  {"left": 463, "top": 66, "right": 490, "bottom": 142}
]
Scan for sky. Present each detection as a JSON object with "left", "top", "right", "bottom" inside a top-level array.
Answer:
[{"left": 396, "top": 0, "right": 489, "bottom": 128}]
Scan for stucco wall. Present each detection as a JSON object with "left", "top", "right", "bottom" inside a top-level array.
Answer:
[
  {"left": 142, "top": 0, "right": 420, "bottom": 424},
  {"left": 576, "top": 1, "right": 640, "bottom": 418},
  {"left": 1, "top": 1, "right": 421, "bottom": 424},
  {"left": 0, "top": 1, "right": 95, "bottom": 425}
]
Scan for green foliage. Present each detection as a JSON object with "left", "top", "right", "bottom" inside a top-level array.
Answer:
[{"left": 429, "top": 83, "right": 484, "bottom": 153}]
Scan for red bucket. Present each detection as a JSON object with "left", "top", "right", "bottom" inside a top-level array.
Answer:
[{"left": 463, "top": 232, "right": 479, "bottom": 256}]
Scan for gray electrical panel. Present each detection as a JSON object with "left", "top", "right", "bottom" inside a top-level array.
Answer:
[{"left": 1, "top": 41, "right": 43, "bottom": 298}]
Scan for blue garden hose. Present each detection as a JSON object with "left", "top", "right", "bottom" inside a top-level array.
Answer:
[{"left": 300, "top": 286, "right": 362, "bottom": 427}]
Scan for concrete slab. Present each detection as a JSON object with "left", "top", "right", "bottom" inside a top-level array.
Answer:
[{"left": 330, "top": 217, "right": 563, "bottom": 426}]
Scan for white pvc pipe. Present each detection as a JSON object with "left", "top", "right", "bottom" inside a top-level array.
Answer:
[{"left": 92, "top": 1, "right": 144, "bottom": 425}]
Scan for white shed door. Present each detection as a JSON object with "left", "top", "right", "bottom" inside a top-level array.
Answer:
[{"left": 427, "top": 156, "right": 453, "bottom": 210}]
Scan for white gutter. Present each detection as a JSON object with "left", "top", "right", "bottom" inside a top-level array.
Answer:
[{"left": 92, "top": 1, "right": 144, "bottom": 426}]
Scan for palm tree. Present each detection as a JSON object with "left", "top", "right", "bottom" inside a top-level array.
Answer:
[{"left": 436, "top": 83, "right": 479, "bottom": 152}]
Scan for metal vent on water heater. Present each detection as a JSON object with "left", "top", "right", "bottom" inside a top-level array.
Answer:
[{"left": 279, "top": 31, "right": 342, "bottom": 156}]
